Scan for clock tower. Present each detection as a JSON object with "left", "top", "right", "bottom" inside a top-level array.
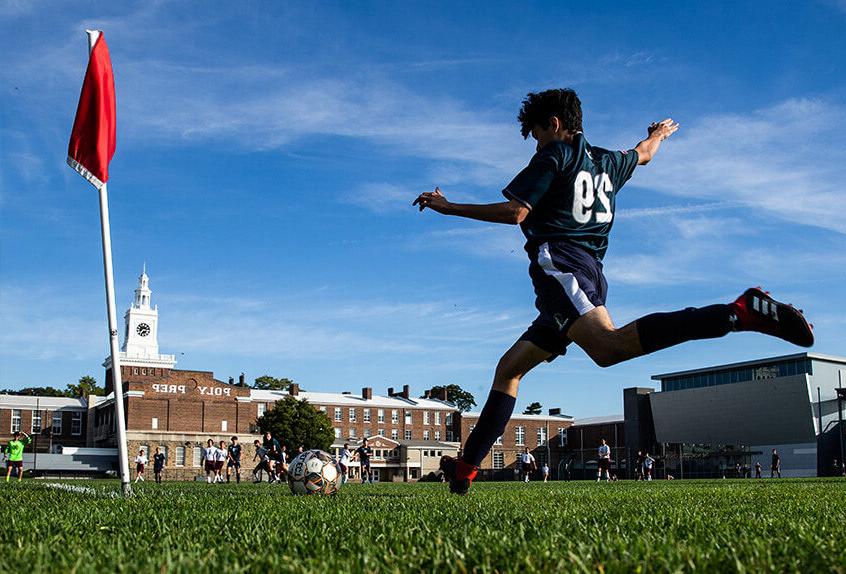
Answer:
[{"left": 104, "top": 265, "right": 176, "bottom": 372}]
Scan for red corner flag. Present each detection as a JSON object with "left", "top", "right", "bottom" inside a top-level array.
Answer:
[{"left": 67, "top": 31, "right": 116, "bottom": 190}]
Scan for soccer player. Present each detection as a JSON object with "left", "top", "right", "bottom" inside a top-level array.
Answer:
[
  {"left": 152, "top": 447, "right": 166, "bottom": 484},
  {"left": 755, "top": 461, "right": 762, "bottom": 479},
  {"left": 215, "top": 440, "right": 228, "bottom": 483},
  {"left": 597, "top": 438, "right": 611, "bottom": 482},
  {"left": 134, "top": 448, "right": 148, "bottom": 483},
  {"left": 415, "top": 89, "right": 814, "bottom": 495},
  {"left": 262, "top": 431, "right": 281, "bottom": 483},
  {"left": 541, "top": 462, "right": 550, "bottom": 483},
  {"left": 202, "top": 439, "right": 217, "bottom": 484},
  {"left": 519, "top": 447, "right": 536, "bottom": 482},
  {"left": 4, "top": 431, "right": 31, "bottom": 482},
  {"left": 226, "top": 436, "right": 242, "bottom": 483},
  {"left": 252, "top": 440, "right": 271, "bottom": 483},
  {"left": 771, "top": 449, "right": 781, "bottom": 478},
  {"left": 338, "top": 443, "right": 351, "bottom": 484},
  {"left": 354, "top": 438, "right": 373, "bottom": 483},
  {"left": 643, "top": 453, "right": 655, "bottom": 481},
  {"left": 635, "top": 451, "right": 645, "bottom": 481}
]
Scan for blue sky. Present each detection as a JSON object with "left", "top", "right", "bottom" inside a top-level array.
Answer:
[{"left": 1, "top": 1, "right": 845, "bottom": 417}]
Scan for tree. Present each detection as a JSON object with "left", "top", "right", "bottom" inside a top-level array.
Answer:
[
  {"left": 0, "top": 386, "right": 67, "bottom": 397},
  {"left": 253, "top": 375, "right": 300, "bottom": 392},
  {"left": 256, "top": 397, "right": 334, "bottom": 453},
  {"left": 66, "top": 375, "right": 104, "bottom": 398},
  {"left": 523, "top": 401, "right": 543, "bottom": 415},
  {"left": 423, "top": 384, "right": 476, "bottom": 412}
]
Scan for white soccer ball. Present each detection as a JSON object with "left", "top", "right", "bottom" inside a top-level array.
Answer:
[{"left": 287, "top": 449, "right": 342, "bottom": 496}]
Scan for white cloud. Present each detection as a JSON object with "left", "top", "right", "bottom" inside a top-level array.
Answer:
[{"left": 636, "top": 98, "right": 846, "bottom": 234}]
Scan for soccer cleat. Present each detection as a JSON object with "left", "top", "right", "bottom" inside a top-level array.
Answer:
[
  {"left": 439, "top": 455, "right": 478, "bottom": 495},
  {"left": 731, "top": 287, "right": 814, "bottom": 347}
]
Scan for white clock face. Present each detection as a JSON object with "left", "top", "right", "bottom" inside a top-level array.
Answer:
[{"left": 136, "top": 323, "right": 151, "bottom": 337}]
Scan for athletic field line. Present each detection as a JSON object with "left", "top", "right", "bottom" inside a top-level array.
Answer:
[{"left": 41, "top": 482, "right": 120, "bottom": 499}]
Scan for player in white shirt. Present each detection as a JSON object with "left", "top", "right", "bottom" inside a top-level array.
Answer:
[
  {"left": 214, "top": 440, "right": 228, "bottom": 483},
  {"left": 597, "top": 438, "right": 611, "bottom": 482},
  {"left": 134, "top": 449, "right": 148, "bottom": 483},
  {"left": 338, "top": 443, "right": 352, "bottom": 484},
  {"left": 202, "top": 439, "right": 218, "bottom": 484},
  {"left": 541, "top": 463, "right": 550, "bottom": 483},
  {"left": 519, "top": 448, "right": 536, "bottom": 482},
  {"left": 643, "top": 452, "right": 655, "bottom": 481}
]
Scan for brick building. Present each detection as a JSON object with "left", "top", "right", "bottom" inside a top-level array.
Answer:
[{"left": 0, "top": 395, "right": 88, "bottom": 453}]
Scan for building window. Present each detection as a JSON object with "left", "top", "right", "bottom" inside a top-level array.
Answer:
[
  {"left": 378, "top": 429, "right": 385, "bottom": 437},
  {"left": 192, "top": 447, "right": 202, "bottom": 467},
  {"left": 52, "top": 412, "right": 63, "bottom": 435},
  {"left": 71, "top": 412, "right": 82, "bottom": 436},
  {"left": 391, "top": 429, "right": 398, "bottom": 441},
  {"left": 537, "top": 427, "right": 546, "bottom": 446},
  {"left": 435, "top": 412, "right": 441, "bottom": 425},
  {"left": 363, "top": 409, "right": 371, "bottom": 423},
  {"left": 349, "top": 428, "right": 357, "bottom": 438},
  {"left": 152, "top": 417, "right": 158, "bottom": 430},
  {"left": 257, "top": 403, "right": 267, "bottom": 418},
  {"left": 516, "top": 426, "right": 525, "bottom": 446},
  {"left": 378, "top": 409, "right": 385, "bottom": 423},
  {"left": 364, "top": 428, "right": 372, "bottom": 438},
  {"left": 391, "top": 410, "right": 399, "bottom": 424},
  {"left": 221, "top": 420, "right": 228, "bottom": 432},
  {"left": 334, "top": 428, "right": 341, "bottom": 438},
  {"left": 558, "top": 428, "right": 567, "bottom": 447},
  {"left": 175, "top": 447, "right": 186, "bottom": 467},
  {"left": 349, "top": 408, "right": 357, "bottom": 422},
  {"left": 404, "top": 430, "right": 412, "bottom": 440},
  {"left": 423, "top": 430, "right": 430, "bottom": 440},
  {"left": 31, "top": 410, "right": 42, "bottom": 433},
  {"left": 434, "top": 431, "right": 440, "bottom": 441},
  {"left": 445, "top": 413, "right": 452, "bottom": 426},
  {"left": 446, "top": 430, "right": 454, "bottom": 442},
  {"left": 334, "top": 408, "right": 342, "bottom": 422},
  {"left": 493, "top": 452, "right": 504, "bottom": 469},
  {"left": 405, "top": 411, "right": 412, "bottom": 425},
  {"left": 11, "top": 409, "right": 21, "bottom": 433},
  {"left": 423, "top": 411, "right": 429, "bottom": 425}
]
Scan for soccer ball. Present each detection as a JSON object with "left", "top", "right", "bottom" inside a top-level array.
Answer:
[{"left": 287, "top": 449, "right": 342, "bottom": 495}]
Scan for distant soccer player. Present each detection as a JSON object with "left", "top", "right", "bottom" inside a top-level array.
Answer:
[
  {"left": 202, "top": 439, "right": 217, "bottom": 484},
  {"left": 354, "top": 438, "right": 373, "bottom": 483},
  {"left": 252, "top": 440, "right": 271, "bottom": 483},
  {"left": 152, "top": 447, "right": 166, "bottom": 484},
  {"left": 4, "top": 431, "right": 30, "bottom": 482},
  {"left": 215, "top": 440, "right": 228, "bottom": 483},
  {"left": 519, "top": 447, "right": 536, "bottom": 482},
  {"left": 597, "top": 438, "right": 611, "bottom": 482},
  {"left": 226, "top": 436, "right": 242, "bottom": 483},
  {"left": 338, "top": 443, "right": 351, "bottom": 484},
  {"left": 755, "top": 461, "right": 762, "bottom": 479},
  {"left": 262, "top": 431, "right": 282, "bottom": 483},
  {"left": 541, "top": 462, "right": 550, "bottom": 483},
  {"left": 643, "top": 453, "right": 655, "bottom": 481},
  {"left": 771, "top": 449, "right": 781, "bottom": 478},
  {"left": 134, "top": 448, "right": 148, "bottom": 483},
  {"left": 416, "top": 89, "right": 814, "bottom": 495},
  {"left": 635, "top": 451, "right": 644, "bottom": 481}
]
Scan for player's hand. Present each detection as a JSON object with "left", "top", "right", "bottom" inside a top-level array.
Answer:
[
  {"left": 647, "top": 118, "right": 679, "bottom": 141},
  {"left": 413, "top": 187, "right": 451, "bottom": 214}
]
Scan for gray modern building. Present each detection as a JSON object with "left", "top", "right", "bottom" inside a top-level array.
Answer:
[{"left": 639, "top": 352, "right": 846, "bottom": 478}]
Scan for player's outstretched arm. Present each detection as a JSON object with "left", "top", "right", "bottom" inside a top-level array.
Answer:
[
  {"left": 413, "top": 187, "right": 529, "bottom": 224},
  {"left": 634, "top": 118, "right": 679, "bottom": 165}
]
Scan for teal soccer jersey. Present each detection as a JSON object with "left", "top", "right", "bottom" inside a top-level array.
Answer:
[{"left": 502, "top": 133, "right": 638, "bottom": 260}]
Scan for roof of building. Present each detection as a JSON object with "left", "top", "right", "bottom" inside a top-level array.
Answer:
[
  {"left": 250, "top": 389, "right": 456, "bottom": 410},
  {"left": 571, "top": 414, "right": 624, "bottom": 426},
  {"left": 0, "top": 394, "right": 88, "bottom": 410},
  {"left": 650, "top": 352, "right": 846, "bottom": 380}
]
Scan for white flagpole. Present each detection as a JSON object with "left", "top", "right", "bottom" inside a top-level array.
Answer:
[{"left": 86, "top": 29, "right": 132, "bottom": 496}]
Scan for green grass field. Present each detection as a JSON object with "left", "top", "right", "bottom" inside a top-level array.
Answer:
[{"left": 1, "top": 478, "right": 844, "bottom": 573}]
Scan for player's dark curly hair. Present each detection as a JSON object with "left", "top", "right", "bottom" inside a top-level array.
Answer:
[{"left": 517, "top": 89, "right": 583, "bottom": 139}]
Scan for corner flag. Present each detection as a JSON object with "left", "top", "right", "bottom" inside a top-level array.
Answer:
[
  {"left": 67, "top": 31, "right": 116, "bottom": 190},
  {"left": 67, "top": 30, "right": 132, "bottom": 496}
]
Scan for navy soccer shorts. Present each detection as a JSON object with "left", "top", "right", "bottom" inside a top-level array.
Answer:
[{"left": 519, "top": 240, "right": 608, "bottom": 359}]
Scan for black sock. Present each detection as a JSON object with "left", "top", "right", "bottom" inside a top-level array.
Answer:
[
  {"left": 635, "top": 304, "right": 735, "bottom": 355},
  {"left": 462, "top": 390, "right": 516, "bottom": 467}
]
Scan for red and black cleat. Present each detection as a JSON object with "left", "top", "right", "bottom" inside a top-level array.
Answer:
[
  {"left": 439, "top": 455, "right": 478, "bottom": 495},
  {"left": 731, "top": 287, "right": 814, "bottom": 347}
]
